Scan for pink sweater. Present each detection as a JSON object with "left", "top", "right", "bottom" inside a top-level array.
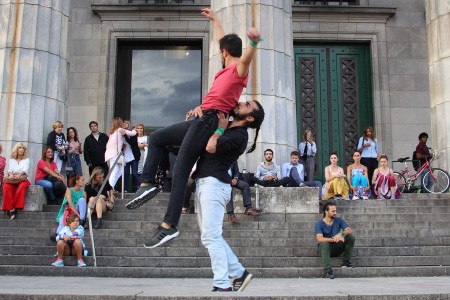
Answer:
[{"left": 104, "top": 129, "right": 136, "bottom": 162}]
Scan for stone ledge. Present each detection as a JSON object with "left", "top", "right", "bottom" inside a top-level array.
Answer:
[
  {"left": 232, "top": 187, "right": 319, "bottom": 214},
  {"left": 0, "top": 185, "right": 47, "bottom": 212}
]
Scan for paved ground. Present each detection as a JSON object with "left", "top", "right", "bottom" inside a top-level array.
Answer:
[{"left": 1, "top": 276, "right": 450, "bottom": 298}]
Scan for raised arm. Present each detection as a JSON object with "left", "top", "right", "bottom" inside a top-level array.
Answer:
[
  {"left": 201, "top": 8, "right": 225, "bottom": 44},
  {"left": 236, "top": 27, "right": 261, "bottom": 78}
]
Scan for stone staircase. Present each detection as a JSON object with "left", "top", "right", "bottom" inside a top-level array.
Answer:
[{"left": 1, "top": 193, "right": 450, "bottom": 278}]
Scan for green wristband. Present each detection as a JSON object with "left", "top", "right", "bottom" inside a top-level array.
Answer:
[
  {"left": 215, "top": 128, "right": 224, "bottom": 135},
  {"left": 249, "top": 40, "right": 259, "bottom": 47}
]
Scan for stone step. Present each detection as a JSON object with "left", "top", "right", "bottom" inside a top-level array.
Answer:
[
  {"left": 3, "top": 254, "right": 450, "bottom": 268},
  {"left": 4, "top": 218, "right": 450, "bottom": 231},
  {"left": 41, "top": 201, "right": 450, "bottom": 213},
  {"left": 3, "top": 235, "right": 450, "bottom": 249},
  {"left": 7, "top": 211, "right": 450, "bottom": 224},
  {"left": 3, "top": 244, "right": 450, "bottom": 257},
  {"left": 1, "top": 226, "right": 449, "bottom": 240},
  {"left": 0, "top": 265, "right": 449, "bottom": 278}
]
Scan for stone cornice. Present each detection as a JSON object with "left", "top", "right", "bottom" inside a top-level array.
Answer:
[
  {"left": 91, "top": 4, "right": 207, "bottom": 21},
  {"left": 292, "top": 6, "right": 396, "bottom": 23}
]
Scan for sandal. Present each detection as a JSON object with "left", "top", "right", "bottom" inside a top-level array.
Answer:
[{"left": 9, "top": 209, "right": 17, "bottom": 220}]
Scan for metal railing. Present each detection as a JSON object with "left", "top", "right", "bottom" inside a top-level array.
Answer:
[{"left": 88, "top": 152, "right": 125, "bottom": 267}]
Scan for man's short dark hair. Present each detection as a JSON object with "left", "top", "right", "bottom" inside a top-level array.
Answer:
[
  {"left": 89, "top": 121, "right": 98, "bottom": 128},
  {"left": 264, "top": 149, "right": 273, "bottom": 155},
  {"left": 323, "top": 201, "right": 336, "bottom": 217},
  {"left": 291, "top": 150, "right": 299, "bottom": 157},
  {"left": 219, "top": 33, "right": 242, "bottom": 58},
  {"left": 418, "top": 132, "right": 428, "bottom": 139}
]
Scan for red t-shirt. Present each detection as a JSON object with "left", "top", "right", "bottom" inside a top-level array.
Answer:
[
  {"left": 416, "top": 141, "right": 429, "bottom": 166},
  {"left": 35, "top": 160, "right": 58, "bottom": 182},
  {"left": 201, "top": 63, "right": 249, "bottom": 113}
]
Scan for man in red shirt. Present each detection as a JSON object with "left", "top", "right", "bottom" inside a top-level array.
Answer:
[{"left": 416, "top": 132, "right": 432, "bottom": 168}]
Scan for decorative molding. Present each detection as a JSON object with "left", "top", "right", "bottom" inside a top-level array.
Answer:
[
  {"left": 292, "top": 6, "right": 396, "bottom": 23},
  {"left": 92, "top": 4, "right": 206, "bottom": 21}
]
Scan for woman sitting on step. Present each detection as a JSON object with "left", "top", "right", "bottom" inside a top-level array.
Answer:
[
  {"left": 2, "top": 143, "right": 31, "bottom": 220},
  {"left": 372, "top": 154, "right": 399, "bottom": 199},
  {"left": 35, "top": 147, "right": 67, "bottom": 205},
  {"left": 52, "top": 214, "right": 87, "bottom": 268},
  {"left": 323, "top": 152, "right": 349, "bottom": 200},
  {"left": 347, "top": 150, "right": 370, "bottom": 200},
  {"left": 55, "top": 175, "right": 87, "bottom": 234},
  {"left": 85, "top": 167, "right": 114, "bottom": 229}
]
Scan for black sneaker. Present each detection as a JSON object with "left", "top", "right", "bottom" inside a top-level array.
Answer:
[
  {"left": 342, "top": 261, "right": 355, "bottom": 268},
  {"left": 126, "top": 185, "right": 159, "bottom": 209},
  {"left": 211, "top": 287, "right": 232, "bottom": 292},
  {"left": 232, "top": 270, "right": 253, "bottom": 292},
  {"left": 143, "top": 226, "right": 179, "bottom": 248},
  {"left": 325, "top": 269, "right": 334, "bottom": 279}
]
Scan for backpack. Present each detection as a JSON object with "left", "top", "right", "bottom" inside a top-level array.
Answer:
[{"left": 412, "top": 151, "right": 419, "bottom": 171}]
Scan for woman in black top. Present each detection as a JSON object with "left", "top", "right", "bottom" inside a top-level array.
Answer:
[{"left": 85, "top": 167, "right": 114, "bottom": 229}]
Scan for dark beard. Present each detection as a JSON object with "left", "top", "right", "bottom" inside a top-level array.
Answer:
[
  {"left": 233, "top": 111, "right": 248, "bottom": 121},
  {"left": 222, "top": 62, "right": 225, "bottom": 69}
]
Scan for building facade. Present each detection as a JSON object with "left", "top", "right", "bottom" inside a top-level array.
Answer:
[{"left": 0, "top": 0, "right": 448, "bottom": 182}]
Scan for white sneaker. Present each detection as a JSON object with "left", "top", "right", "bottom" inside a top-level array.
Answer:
[
  {"left": 362, "top": 196, "right": 369, "bottom": 200},
  {"left": 352, "top": 195, "right": 359, "bottom": 200}
]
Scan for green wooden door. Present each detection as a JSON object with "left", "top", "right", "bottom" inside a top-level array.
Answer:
[{"left": 295, "top": 44, "right": 373, "bottom": 182}]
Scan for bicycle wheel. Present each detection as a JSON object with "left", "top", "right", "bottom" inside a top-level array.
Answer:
[
  {"left": 422, "top": 168, "right": 450, "bottom": 194},
  {"left": 393, "top": 172, "right": 406, "bottom": 193}
]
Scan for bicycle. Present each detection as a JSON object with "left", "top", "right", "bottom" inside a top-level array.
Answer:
[{"left": 393, "top": 148, "right": 450, "bottom": 194}]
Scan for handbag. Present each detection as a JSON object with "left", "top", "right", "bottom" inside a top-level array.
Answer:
[
  {"left": 4, "top": 174, "right": 27, "bottom": 185},
  {"left": 58, "top": 150, "right": 68, "bottom": 161}
]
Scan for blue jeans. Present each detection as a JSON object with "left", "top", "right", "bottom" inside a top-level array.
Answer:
[
  {"left": 70, "top": 154, "right": 83, "bottom": 175},
  {"left": 141, "top": 114, "right": 218, "bottom": 226},
  {"left": 286, "top": 168, "right": 323, "bottom": 200},
  {"left": 36, "top": 179, "right": 55, "bottom": 201},
  {"left": 195, "top": 177, "right": 245, "bottom": 289},
  {"left": 226, "top": 179, "right": 252, "bottom": 214},
  {"left": 56, "top": 197, "right": 87, "bottom": 233},
  {"left": 124, "top": 160, "right": 140, "bottom": 191}
]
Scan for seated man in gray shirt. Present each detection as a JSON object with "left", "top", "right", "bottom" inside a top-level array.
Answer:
[{"left": 244, "top": 149, "right": 289, "bottom": 187}]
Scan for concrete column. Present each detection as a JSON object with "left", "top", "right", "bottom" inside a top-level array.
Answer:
[
  {"left": 425, "top": 1, "right": 450, "bottom": 171},
  {"left": 0, "top": 0, "right": 70, "bottom": 179},
  {"left": 210, "top": 1, "right": 297, "bottom": 172}
]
